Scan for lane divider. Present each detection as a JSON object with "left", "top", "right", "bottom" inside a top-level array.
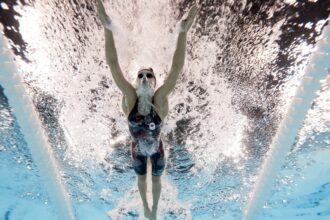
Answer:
[
  {"left": 0, "top": 24, "right": 76, "bottom": 220},
  {"left": 243, "top": 21, "right": 330, "bottom": 220}
]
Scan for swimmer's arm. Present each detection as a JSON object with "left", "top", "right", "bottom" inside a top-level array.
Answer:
[
  {"left": 104, "top": 29, "right": 135, "bottom": 95},
  {"left": 156, "top": 32, "right": 187, "bottom": 97},
  {"left": 98, "top": 0, "right": 136, "bottom": 98},
  {"left": 156, "top": 6, "right": 198, "bottom": 97}
]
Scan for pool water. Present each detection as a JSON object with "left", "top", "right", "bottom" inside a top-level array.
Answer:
[{"left": 0, "top": 0, "right": 329, "bottom": 219}]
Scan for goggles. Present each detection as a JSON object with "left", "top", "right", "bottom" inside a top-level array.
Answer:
[{"left": 138, "top": 72, "right": 154, "bottom": 79}]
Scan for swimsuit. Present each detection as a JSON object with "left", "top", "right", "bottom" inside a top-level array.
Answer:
[{"left": 128, "top": 99, "right": 165, "bottom": 176}]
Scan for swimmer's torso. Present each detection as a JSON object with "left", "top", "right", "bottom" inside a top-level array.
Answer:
[{"left": 128, "top": 98, "right": 162, "bottom": 156}]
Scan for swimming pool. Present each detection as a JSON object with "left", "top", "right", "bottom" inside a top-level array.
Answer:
[{"left": 0, "top": 0, "right": 329, "bottom": 219}]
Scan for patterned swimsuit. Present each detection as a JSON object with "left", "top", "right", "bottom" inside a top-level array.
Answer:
[{"left": 128, "top": 99, "right": 165, "bottom": 176}]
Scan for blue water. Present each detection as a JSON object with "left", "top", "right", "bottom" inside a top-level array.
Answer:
[
  {"left": 1, "top": 91, "right": 329, "bottom": 219},
  {"left": 1, "top": 0, "right": 330, "bottom": 219}
]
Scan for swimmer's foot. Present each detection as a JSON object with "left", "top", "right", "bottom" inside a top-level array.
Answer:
[
  {"left": 143, "top": 204, "right": 151, "bottom": 218},
  {"left": 149, "top": 207, "right": 157, "bottom": 220}
]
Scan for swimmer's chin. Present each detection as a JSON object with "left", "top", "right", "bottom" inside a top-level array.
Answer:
[{"left": 136, "top": 83, "right": 154, "bottom": 116}]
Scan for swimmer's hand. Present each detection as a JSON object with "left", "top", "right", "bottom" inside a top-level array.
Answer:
[
  {"left": 97, "top": 0, "right": 112, "bottom": 30},
  {"left": 179, "top": 5, "right": 198, "bottom": 32}
]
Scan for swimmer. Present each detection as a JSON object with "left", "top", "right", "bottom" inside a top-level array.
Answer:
[{"left": 97, "top": 1, "right": 197, "bottom": 219}]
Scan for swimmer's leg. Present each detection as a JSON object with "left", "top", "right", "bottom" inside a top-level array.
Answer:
[
  {"left": 133, "top": 151, "right": 150, "bottom": 217},
  {"left": 150, "top": 175, "right": 162, "bottom": 220},
  {"left": 137, "top": 174, "right": 151, "bottom": 218},
  {"left": 150, "top": 142, "right": 165, "bottom": 220}
]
